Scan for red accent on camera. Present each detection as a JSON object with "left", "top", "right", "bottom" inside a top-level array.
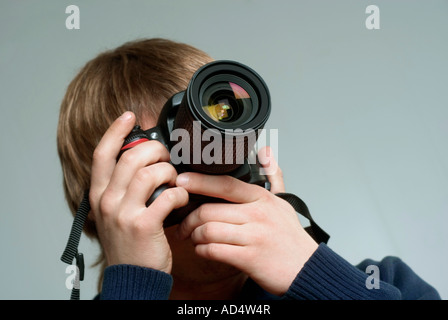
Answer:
[{"left": 120, "top": 138, "right": 149, "bottom": 151}]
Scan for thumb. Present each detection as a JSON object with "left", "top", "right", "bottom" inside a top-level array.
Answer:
[{"left": 258, "top": 146, "right": 285, "bottom": 194}]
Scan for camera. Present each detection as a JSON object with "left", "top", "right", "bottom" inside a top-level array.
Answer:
[{"left": 118, "top": 60, "right": 271, "bottom": 227}]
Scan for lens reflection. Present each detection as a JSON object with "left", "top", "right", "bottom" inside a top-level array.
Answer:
[{"left": 202, "top": 82, "right": 252, "bottom": 125}]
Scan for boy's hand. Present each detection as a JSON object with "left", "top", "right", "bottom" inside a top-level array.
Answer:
[
  {"left": 176, "top": 147, "right": 318, "bottom": 295},
  {"left": 89, "top": 112, "right": 188, "bottom": 274}
]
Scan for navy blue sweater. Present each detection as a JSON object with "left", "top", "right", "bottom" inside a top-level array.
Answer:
[{"left": 99, "top": 243, "right": 440, "bottom": 300}]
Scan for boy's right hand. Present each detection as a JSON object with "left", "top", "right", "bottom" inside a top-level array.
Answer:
[{"left": 88, "top": 111, "right": 188, "bottom": 274}]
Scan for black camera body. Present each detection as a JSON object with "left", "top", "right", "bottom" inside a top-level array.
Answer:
[{"left": 118, "top": 60, "right": 271, "bottom": 227}]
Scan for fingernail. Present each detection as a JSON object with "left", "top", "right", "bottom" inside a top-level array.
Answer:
[
  {"left": 119, "top": 111, "right": 132, "bottom": 120},
  {"left": 176, "top": 174, "right": 189, "bottom": 187}
]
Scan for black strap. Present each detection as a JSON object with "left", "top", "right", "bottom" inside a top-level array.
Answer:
[
  {"left": 60, "top": 190, "right": 90, "bottom": 300},
  {"left": 60, "top": 190, "right": 329, "bottom": 300},
  {"left": 275, "top": 193, "right": 330, "bottom": 244}
]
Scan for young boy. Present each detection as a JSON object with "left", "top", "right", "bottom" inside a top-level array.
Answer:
[{"left": 57, "top": 38, "right": 440, "bottom": 300}]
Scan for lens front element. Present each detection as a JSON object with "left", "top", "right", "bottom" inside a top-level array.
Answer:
[{"left": 202, "top": 81, "right": 253, "bottom": 126}]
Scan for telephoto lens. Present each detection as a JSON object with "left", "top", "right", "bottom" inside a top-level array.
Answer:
[{"left": 173, "top": 60, "right": 271, "bottom": 174}]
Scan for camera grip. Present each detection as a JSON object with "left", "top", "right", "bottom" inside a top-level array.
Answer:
[{"left": 118, "top": 125, "right": 171, "bottom": 208}]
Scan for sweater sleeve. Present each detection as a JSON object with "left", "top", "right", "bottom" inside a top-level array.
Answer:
[
  {"left": 283, "top": 243, "right": 440, "bottom": 300},
  {"left": 99, "top": 264, "right": 173, "bottom": 300}
]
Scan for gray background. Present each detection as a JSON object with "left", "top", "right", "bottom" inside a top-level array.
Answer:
[{"left": 0, "top": 0, "right": 446, "bottom": 299}]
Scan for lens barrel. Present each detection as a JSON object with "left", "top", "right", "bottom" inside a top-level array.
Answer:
[{"left": 173, "top": 61, "right": 270, "bottom": 174}]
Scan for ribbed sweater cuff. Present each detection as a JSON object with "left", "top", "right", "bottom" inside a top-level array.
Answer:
[
  {"left": 284, "top": 243, "right": 393, "bottom": 300},
  {"left": 100, "top": 264, "right": 173, "bottom": 300}
]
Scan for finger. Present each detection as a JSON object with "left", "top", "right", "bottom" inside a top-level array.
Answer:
[
  {"left": 177, "top": 203, "right": 248, "bottom": 240},
  {"left": 190, "top": 222, "right": 248, "bottom": 246},
  {"left": 122, "top": 162, "right": 178, "bottom": 208},
  {"left": 108, "top": 140, "right": 170, "bottom": 196},
  {"left": 176, "top": 173, "right": 263, "bottom": 203},
  {"left": 90, "top": 112, "right": 136, "bottom": 197},
  {"left": 258, "top": 146, "right": 285, "bottom": 193},
  {"left": 144, "top": 187, "right": 189, "bottom": 223},
  {"left": 195, "top": 243, "right": 248, "bottom": 268}
]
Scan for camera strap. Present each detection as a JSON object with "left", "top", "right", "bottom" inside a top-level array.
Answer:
[
  {"left": 60, "top": 190, "right": 329, "bottom": 300},
  {"left": 275, "top": 192, "right": 330, "bottom": 244},
  {"left": 60, "top": 190, "right": 90, "bottom": 300}
]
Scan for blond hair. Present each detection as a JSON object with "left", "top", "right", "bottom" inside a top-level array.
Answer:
[{"left": 57, "top": 38, "right": 212, "bottom": 287}]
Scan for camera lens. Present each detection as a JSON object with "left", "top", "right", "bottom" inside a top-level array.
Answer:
[
  {"left": 185, "top": 60, "right": 270, "bottom": 132},
  {"left": 201, "top": 79, "right": 255, "bottom": 127},
  {"left": 173, "top": 60, "right": 270, "bottom": 174}
]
